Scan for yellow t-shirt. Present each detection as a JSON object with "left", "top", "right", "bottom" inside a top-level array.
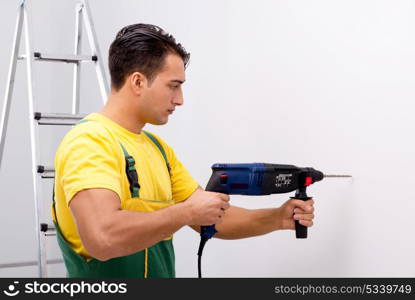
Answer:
[{"left": 53, "top": 112, "right": 199, "bottom": 259}]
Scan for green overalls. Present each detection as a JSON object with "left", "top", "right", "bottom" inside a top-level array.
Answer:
[{"left": 52, "top": 127, "right": 176, "bottom": 278}]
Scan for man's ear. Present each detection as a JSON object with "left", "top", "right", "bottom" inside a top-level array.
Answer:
[{"left": 128, "top": 72, "right": 147, "bottom": 94}]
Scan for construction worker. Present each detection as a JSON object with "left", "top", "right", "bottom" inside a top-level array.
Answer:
[{"left": 52, "top": 23, "right": 315, "bottom": 277}]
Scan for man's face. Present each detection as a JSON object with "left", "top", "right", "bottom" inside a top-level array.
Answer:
[{"left": 140, "top": 53, "right": 185, "bottom": 125}]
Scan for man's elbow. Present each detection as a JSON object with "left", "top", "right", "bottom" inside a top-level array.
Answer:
[
  {"left": 90, "top": 250, "right": 112, "bottom": 262},
  {"left": 82, "top": 230, "right": 115, "bottom": 262}
]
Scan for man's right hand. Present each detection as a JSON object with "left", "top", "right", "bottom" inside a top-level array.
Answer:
[{"left": 184, "top": 188, "right": 230, "bottom": 225}]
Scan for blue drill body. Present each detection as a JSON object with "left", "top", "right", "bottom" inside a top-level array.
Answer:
[{"left": 201, "top": 163, "right": 324, "bottom": 240}]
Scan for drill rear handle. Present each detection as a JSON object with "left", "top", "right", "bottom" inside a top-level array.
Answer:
[{"left": 291, "top": 185, "right": 311, "bottom": 238}]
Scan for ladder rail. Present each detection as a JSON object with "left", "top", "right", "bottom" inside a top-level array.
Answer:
[
  {"left": 23, "top": 1, "right": 47, "bottom": 278},
  {"left": 0, "top": 2, "right": 25, "bottom": 170},
  {"left": 73, "top": 3, "right": 83, "bottom": 114},
  {"left": 81, "top": 0, "right": 108, "bottom": 104}
]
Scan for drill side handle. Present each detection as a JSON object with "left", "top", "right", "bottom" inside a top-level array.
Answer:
[{"left": 290, "top": 187, "right": 311, "bottom": 239}]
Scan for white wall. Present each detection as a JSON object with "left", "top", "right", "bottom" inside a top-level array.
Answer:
[{"left": 0, "top": 0, "right": 414, "bottom": 277}]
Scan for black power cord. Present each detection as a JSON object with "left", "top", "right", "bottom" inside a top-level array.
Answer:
[
  {"left": 198, "top": 221, "right": 218, "bottom": 278},
  {"left": 197, "top": 236, "right": 209, "bottom": 278}
]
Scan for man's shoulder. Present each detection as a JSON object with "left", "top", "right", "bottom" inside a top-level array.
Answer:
[{"left": 57, "top": 115, "right": 117, "bottom": 154}]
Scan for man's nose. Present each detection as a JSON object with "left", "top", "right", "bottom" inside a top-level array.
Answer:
[
  {"left": 173, "top": 90, "right": 184, "bottom": 106},
  {"left": 174, "top": 97, "right": 184, "bottom": 106}
]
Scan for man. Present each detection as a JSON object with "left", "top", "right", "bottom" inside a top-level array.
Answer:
[{"left": 52, "top": 23, "right": 315, "bottom": 278}]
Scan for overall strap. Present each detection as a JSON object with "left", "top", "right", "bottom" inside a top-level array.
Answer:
[
  {"left": 143, "top": 130, "right": 171, "bottom": 173},
  {"left": 120, "top": 131, "right": 171, "bottom": 198},
  {"left": 119, "top": 143, "right": 140, "bottom": 198}
]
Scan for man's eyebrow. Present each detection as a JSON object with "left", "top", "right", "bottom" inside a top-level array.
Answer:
[{"left": 170, "top": 79, "right": 185, "bottom": 84}]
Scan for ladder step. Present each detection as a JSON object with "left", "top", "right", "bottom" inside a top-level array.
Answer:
[
  {"left": 40, "top": 223, "right": 57, "bottom": 237},
  {"left": 0, "top": 259, "right": 63, "bottom": 269},
  {"left": 40, "top": 223, "right": 56, "bottom": 233},
  {"left": 33, "top": 51, "right": 97, "bottom": 63},
  {"left": 37, "top": 165, "right": 55, "bottom": 179},
  {"left": 34, "top": 112, "right": 86, "bottom": 126}
]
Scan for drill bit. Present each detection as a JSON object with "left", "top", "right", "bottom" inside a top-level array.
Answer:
[{"left": 324, "top": 174, "right": 352, "bottom": 178}]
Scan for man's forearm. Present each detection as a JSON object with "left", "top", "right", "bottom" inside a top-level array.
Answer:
[
  {"left": 213, "top": 205, "right": 283, "bottom": 239},
  {"left": 99, "top": 202, "right": 190, "bottom": 260}
]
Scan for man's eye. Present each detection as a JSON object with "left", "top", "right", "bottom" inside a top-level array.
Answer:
[{"left": 170, "top": 85, "right": 179, "bottom": 89}]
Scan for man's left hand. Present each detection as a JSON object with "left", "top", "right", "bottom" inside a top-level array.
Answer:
[{"left": 277, "top": 198, "right": 315, "bottom": 230}]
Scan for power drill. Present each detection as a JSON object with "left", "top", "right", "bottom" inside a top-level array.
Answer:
[{"left": 197, "top": 163, "right": 351, "bottom": 277}]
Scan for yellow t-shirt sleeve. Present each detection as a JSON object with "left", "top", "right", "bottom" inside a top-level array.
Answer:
[
  {"left": 147, "top": 132, "right": 199, "bottom": 203},
  {"left": 56, "top": 130, "right": 123, "bottom": 206}
]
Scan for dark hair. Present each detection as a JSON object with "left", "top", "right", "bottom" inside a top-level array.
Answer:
[{"left": 108, "top": 23, "right": 190, "bottom": 90}]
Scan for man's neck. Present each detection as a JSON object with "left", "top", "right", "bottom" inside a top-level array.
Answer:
[{"left": 98, "top": 92, "right": 145, "bottom": 135}]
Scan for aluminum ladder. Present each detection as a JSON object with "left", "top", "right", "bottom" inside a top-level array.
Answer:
[{"left": 0, "top": 0, "right": 108, "bottom": 277}]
